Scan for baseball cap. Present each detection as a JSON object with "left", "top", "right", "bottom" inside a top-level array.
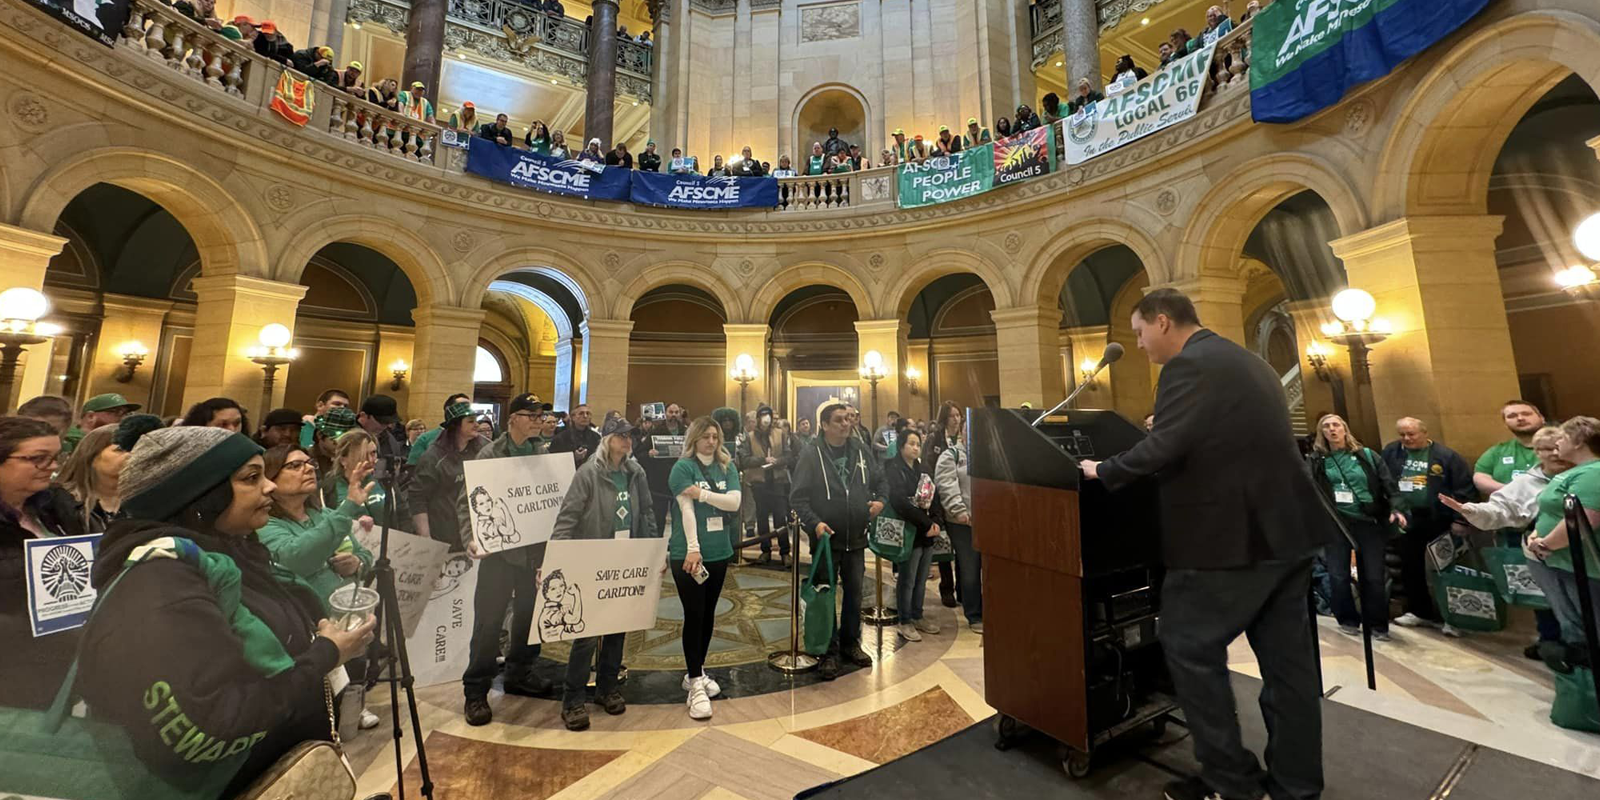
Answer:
[
  {"left": 361, "top": 394, "right": 401, "bottom": 424},
  {"left": 462, "top": 100, "right": 474, "bottom": 108},
  {"left": 83, "top": 393, "right": 140, "bottom": 413},
  {"left": 258, "top": 21, "right": 277, "bottom": 34},
  {"left": 893, "top": 128, "right": 905, "bottom": 135},
  {"left": 348, "top": 60, "right": 363, "bottom": 71},
  {"left": 261, "top": 408, "right": 304, "bottom": 429},
  {"left": 411, "top": 81, "right": 425, "bottom": 89},
  {"left": 968, "top": 117, "right": 979, "bottom": 125},
  {"left": 601, "top": 417, "right": 635, "bottom": 437},
  {"left": 939, "top": 125, "right": 949, "bottom": 132},
  {"left": 508, "top": 393, "right": 541, "bottom": 415},
  {"left": 232, "top": 14, "right": 255, "bottom": 25}
]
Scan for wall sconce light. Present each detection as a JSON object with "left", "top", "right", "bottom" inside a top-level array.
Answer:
[
  {"left": 1304, "top": 340, "right": 1335, "bottom": 383},
  {"left": 115, "top": 341, "right": 150, "bottom": 383},
  {"left": 1078, "top": 357, "right": 1099, "bottom": 388},
  {"left": 389, "top": 358, "right": 410, "bottom": 390},
  {"left": 246, "top": 323, "right": 298, "bottom": 416},
  {"left": 905, "top": 365, "right": 922, "bottom": 395}
]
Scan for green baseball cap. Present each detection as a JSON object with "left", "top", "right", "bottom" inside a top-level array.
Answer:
[
  {"left": 83, "top": 393, "right": 140, "bottom": 413},
  {"left": 317, "top": 406, "right": 358, "bottom": 437},
  {"left": 442, "top": 401, "right": 475, "bottom": 427}
]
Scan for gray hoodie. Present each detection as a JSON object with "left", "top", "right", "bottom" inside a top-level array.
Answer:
[
  {"left": 550, "top": 452, "right": 659, "bottom": 541},
  {"left": 934, "top": 442, "right": 971, "bottom": 521},
  {"left": 1454, "top": 465, "right": 1549, "bottom": 533}
]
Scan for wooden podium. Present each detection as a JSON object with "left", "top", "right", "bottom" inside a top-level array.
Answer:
[{"left": 969, "top": 407, "right": 1168, "bottom": 761}]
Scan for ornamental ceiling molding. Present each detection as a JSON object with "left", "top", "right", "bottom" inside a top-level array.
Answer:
[
  {"left": 689, "top": 0, "right": 736, "bottom": 16},
  {"left": 1097, "top": 0, "right": 1176, "bottom": 34},
  {"left": 0, "top": 0, "right": 1262, "bottom": 243}
]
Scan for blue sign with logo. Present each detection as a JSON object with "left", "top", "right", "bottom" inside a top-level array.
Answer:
[
  {"left": 630, "top": 170, "right": 780, "bottom": 210},
  {"left": 465, "top": 138, "right": 631, "bottom": 202}
]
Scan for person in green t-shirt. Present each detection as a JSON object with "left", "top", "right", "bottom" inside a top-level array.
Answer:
[
  {"left": 805, "top": 141, "right": 828, "bottom": 176},
  {"left": 667, "top": 416, "right": 741, "bottom": 720},
  {"left": 1527, "top": 416, "right": 1600, "bottom": 644},
  {"left": 1474, "top": 400, "right": 1545, "bottom": 496},
  {"left": 407, "top": 392, "right": 472, "bottom": 466},
  {"left": 1310, "top": 414, "right": 1406, "bottom": 639}
]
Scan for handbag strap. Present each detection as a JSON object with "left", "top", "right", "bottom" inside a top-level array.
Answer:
[{"left": 809, "top": 533, "right": 834, "bottom": 585}]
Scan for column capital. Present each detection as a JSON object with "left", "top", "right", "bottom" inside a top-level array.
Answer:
[
  {"left": 1329, "top": 215, "right": 1505, "bottom": 261},
  {"left": 190, "top": 274, "right": 309, "bottom": 304},
  {"left": 580, "top": 318, "right": 635, "bottom": 338},
  {"left": 853, "top": 318, "right": 909, "bottom": 336},
  {"left": 411, "top": 304, "right": 488, "bottom": 329},
  {"left": 1588, "top": 134, "right": 1600, "bottom": 162},
  {"left": 100, "top": 294, "right": 176, "bottom": 315},
  {"left": 989, "top": 305, "right": 1063, "bottom": 329},
  {"left": 722, "top": 322, "right": 771, "bottom": 337},
  {"left": 1152, "top": 275, "right": 1247, "bottom": 299},
  {"left": 0, "top": 223, "right": 68, "bottom": 261}
]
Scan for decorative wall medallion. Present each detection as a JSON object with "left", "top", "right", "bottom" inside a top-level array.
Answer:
[
  {"left": 451, "top": 230, "right": 476, "bottom": 253},
  {"left": 264, "top": 183, "right": 294, "bottom": 212},
  {"left": 603, "top": 250, "right": 622, "bottom": 273},
  {"left": 1156, "top": 189, "right": 1178, "bottom": 216},
  {"left": 8, "top": 92, "right": 49, "bottom": 131},
  {"left": 537, "top": 202, "right": 553, "bottom": 216},
  {"left": 800, "top": 2, "right": 860, "bottom": 43},
  {"left": 737, "top": 259, "right": 756, "bottom": 277},
  {"left": 1344, "top": 98, "right": 1375, "bottom": 136},
  {"left": 867, "top": 252, "right": 885, "bottom": 272},
  {"left": 859, "top": 175, "right": 891, "bottom": 202},
  {"left": 1002, "top": 232, "right": 1022, "bottom": 255}
]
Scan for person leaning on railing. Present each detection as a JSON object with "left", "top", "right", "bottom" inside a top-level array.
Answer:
[{"left": 253, "top": 20, "right": 293, "bottom": 65}]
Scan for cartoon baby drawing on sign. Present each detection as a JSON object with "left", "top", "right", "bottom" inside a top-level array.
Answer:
[
  {"left": 468, "top": 486, "right": 521, "bottom": 549},
  {"left": 538, "top": 568, "right": 585, "bottom": 641}
]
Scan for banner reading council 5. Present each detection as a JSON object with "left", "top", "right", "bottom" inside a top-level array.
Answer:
[
  {"left": 465, "top": 137, "right": 632, "bottom": 201},
  {"left": 631, "top": 171, "right": 780, "bottom": 210}
]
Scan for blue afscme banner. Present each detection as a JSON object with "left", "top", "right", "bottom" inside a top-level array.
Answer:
[
  {"left": 630, "top": 171, "right": 780, "bottom": 210},
  {"left": 464, "top": 137, "right": 631, "bottom": 201}
]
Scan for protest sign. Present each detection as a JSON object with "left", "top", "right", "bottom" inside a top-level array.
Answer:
[
  {"left": 463, "top": 452, "right": 576, "bottom": 556},
  {"left": 992, "top": 127, "right": 1054, "bottom": 186},
  {"left": 1061, "top": 44, "right": 1216, "bottom": 165},
  {"left": 897, "top": 144, "right": 995, "bottom": 208},
  {"left": 651, "top": 435, "right": 685, "bottom": 459},
  {"left": 529, "top": 537, "right": 669, "bottom": 644},
  {"left": 24, "top": 534, "right": 102, "bottom": 636},
  {"left": 402, "top": 552, "right": 480, "bottom": 688},
  {"left": 465, "top": 137, "right": 632, "bottom": 201},
  {"left": 351, "top": 524, "right": 450, "bottom": 638}
]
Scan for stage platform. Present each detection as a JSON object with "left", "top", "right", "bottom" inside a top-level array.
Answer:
[{"left": 796, "top": 674, "right": 1599, "bottom": 799}]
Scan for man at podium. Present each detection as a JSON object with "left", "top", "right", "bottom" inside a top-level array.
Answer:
[{"left": 1081, "top": 289, "right": 1333, "bottom": 800}]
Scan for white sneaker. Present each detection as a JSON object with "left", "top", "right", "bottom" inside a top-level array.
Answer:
[
  {"left": 898, "top": 623, "right": 922, "bottom": 642},
  {"left": 681, "top": 673, "right": 721, "bottom": 698},
  {"left": 914, "top": 618, "right": 941, "bottom": 635},
  {"left": 969, "top": 621, "right": 983, "bottom": 634},
  {"left": 1392, "top": 613, "right": 1439, "bottom": 629},
  {"left": 1441, "top": 624, "right": 1464, "bottom": 638},
  {"left": 687, "top": 677, "right": 712, "bottom": 720},
  {"left": 359, "top": 709, "right": 380, "bottom": 730}
]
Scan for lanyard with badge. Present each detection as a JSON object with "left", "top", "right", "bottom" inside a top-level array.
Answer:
[{"left": 1330, "top": 453, "right": 1363, "bottom": 505}]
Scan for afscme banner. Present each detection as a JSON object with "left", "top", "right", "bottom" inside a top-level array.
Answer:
[
  {"left": 1249, "top": 0, "right": 1490, "bottom": 124},
  {"left": 897, "top": 144, "right": 995, "bottom": 209},
  {"left": 1060, "top": 43, "right": 1216, "bottom": 165},
  {"left": 630, "top": 171, "right": 780, "bottom": 209},
  {"left": 465, "top": 137, "right": 631, "bottom": 201}
]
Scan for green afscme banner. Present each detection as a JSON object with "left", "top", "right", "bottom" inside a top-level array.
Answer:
[{"left": 896, "top": 144, "right": 995, "bottom": 209}]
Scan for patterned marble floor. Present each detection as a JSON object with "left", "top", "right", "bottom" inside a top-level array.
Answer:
[{"left": 345, "top": 553, "right": 1600, "bottom": 800}]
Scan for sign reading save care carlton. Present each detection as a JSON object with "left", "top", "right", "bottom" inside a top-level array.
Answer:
[
  {"left": 529, "top": 537, "right": 669, "bottom": 644},
  {"left": 630, "top": 170, "right": 780, "bottom": 209},
  {"left": 465, "top": 137, "right": 630, "bottom": 201},
  {"left": 897, "top": 144, "right": 995, "bottom": 208},
  {"left": 1249, "top": 0, "right": 1489, "bottom": 124},
  {"left": 1061, "top": 43, "right": 1216, "bottom": 165}
]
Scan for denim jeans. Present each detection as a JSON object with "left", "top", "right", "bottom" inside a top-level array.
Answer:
[
  {"left": 1326, "top": 517, "right": 1390, "bottom": 633},
  {"left": 755, "top": 480, "right": 792, "bottom": 557},
  {"left": 1539, "top": 560, "right": 1600, "bottom": 644},
  {"left": 462, "top": 555, "right": 541, "bottom": 699},
  {"left": 563, "top": 633, "right": 625, "bottom": 709},
  {"left": 945, "top": 522, "right": 982, "bottom": 623},
  {"left": 816, "top": 540, "right": 865, "bottom": 655},
  {"left": 894, "top": 544, "right": 935, "bottom": 623}
]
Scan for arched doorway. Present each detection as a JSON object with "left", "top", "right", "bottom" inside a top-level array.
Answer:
[
  {"left": 794, "top": 87, "right": 868, "bottom": 166},
  {"left": 627, "top": 284, "right": 727, "bottom": 420},
  {"left": 769, "top": 286, "right": 861, "bottom": 429},
  {"left": 1058, "top": 244, "right": 1153, "bottom": 421},
  {"left": 905, "top": 274, "right": 1002, "bottom": 420}
]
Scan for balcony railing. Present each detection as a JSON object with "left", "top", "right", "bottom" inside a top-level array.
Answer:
[{"left": 348, "top": 0, "right": 652, "bottom": 102}]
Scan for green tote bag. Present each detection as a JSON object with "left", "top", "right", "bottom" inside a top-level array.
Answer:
[
  {"left": 867, "top": 506, "right": 913, "bottom": 564},
  {"left": 800, "top": 534, "right": 837, "bottom": 656}
]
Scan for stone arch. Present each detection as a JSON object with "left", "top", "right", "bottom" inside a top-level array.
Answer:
[
  {"left": 17, "top": 147, "right": 269, "bottom": 278},
  {"left": 457, "top": 245, "right": 601, "bottom": 318},
  {"left": 1372, "top": 8, "right": 1600, "bottom": 218},
  {"left": 613, "top": 261, "right": 740, "bottom": 322},
  {"left": 750, "top": 260, "right": 875, "bottom": 322},
  {"left": 792, "top": 82, "right": 874, "bottom": 161},
  {"left": 884, "top": 246, "right": 1016, "bottom": 319},
  {"left": 273, "top": 215, "right": 450, "bottom": 308},
  {"left": 488, "top": 280, "right": 575, "bottom": 340},
  {"left": 1177, "top": 152, "right": 1369, "bottom": 285},
  {"left": 1019, "top": 218, "right": 1167, "bottom": 309}
]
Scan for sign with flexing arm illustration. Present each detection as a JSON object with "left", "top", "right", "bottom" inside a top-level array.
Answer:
[
  {"left": 462, "top": 452, "right": 576, "bottom": 555},
  {"left": 529, "top": 537, "right": 670, "bottom": 644}
]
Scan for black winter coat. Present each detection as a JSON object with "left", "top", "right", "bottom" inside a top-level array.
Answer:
[
  {"left": 789, "top": 436, "right": 885, "bottom": 552},
  {"left": 1380, "top": 440, "right": 1474, "bottom": 532},
  {"left": 0, "top": 487, "right": 88, "bottom": 711},
  {"left": 885, "top": 456, "right": 935, "bottom": 547}
]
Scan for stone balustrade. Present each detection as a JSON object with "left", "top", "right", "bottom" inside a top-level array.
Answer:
[
  {"left": 776, "top": 168, "right": 897, "bottom": 213},
  {"left": 322, "top": 91, "right": 441, "bottom": 164},
  {"left": 117, "top": 0, "right": 262, "bottom": 100}
]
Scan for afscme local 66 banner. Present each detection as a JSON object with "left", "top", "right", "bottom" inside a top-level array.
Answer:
[
  {"left": 1061, "top": 43, "right": 1216, "bottom": 165},
  {"left": 631, "top": 170, "right": 780, "bottom": 210},
  {"left": 1249, "top": 0, "right": 1490, "bottom": 124},
  {"left": 465, "top": 137, "right": 631, "bottom": 201}
]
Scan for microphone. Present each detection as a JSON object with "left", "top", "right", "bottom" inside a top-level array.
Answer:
[{"left": 1030, "top": 343, "right": 1125, "bottom": 427}]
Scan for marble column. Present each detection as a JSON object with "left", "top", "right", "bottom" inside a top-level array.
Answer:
[
  {"left": 0, "top": 224, "right": 67, "bottom": 408},
  {"left": 990, "top": 306, "right": 1065, "bottom": 409},
  {"left": 647, "top": 1, "right": 674, "bottom": 150},
  {"left": 1160, "top": 275, "right": 1249, "bottom": 345},
  {"left": 1329, "top": 215, "right": 1517, "bottom": 460},
  {"left": 552, "top": 338, "right": 576, "bottom": 412},
  {"left": 723, "top": 323, "right": 770, "bottom": 413},
  {"left": 409, "top": 305, "right": 484, "bottom": 422},
  {"left": 309, "top": 0, "right": 350, "bottom": 56},
  {"left": 578, "top": 318, "right": 633, "bottom": 417},
  {"left": 1063, "top": 0, "right": 1101, "bottom": 91},
  {"left": 585, "top": 0, "right": 621, "bottom": 149},
  {"left": 184, "top": 275, "right": 308, "bottom": 412},
  {"left": 401, "top": 0, "right": 447, "bottom": 105},
  {"left": 854, "top": 319, "right": 909, "bottom": 426},
  {"left": 87, "top": 295, "right": 174, "bottom": 407}
]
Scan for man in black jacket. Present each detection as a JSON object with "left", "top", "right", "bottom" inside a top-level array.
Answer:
[
  {"left": 789, "top": 403, "right": 885, "bottom": 680},
  {"left": 1081, "top": 289, "right": 1331, "bottom": 800},
  {"left": 1381, "top": 417, "right": 1474, "bottom": 631},
  {"left": 551, "top": 403, "right": 600, "bottom": 467}
]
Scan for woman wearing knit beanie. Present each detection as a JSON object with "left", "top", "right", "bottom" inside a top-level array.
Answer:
[{"left": 74, "top": 426, "right": 376, "bottom": 797}]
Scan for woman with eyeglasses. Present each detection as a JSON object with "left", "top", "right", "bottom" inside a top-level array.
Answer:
[
  {"left": 0, "top": 416, "right": 88, "bottom": 711},
  {"left": 260, "top": 444, "right": 374, "bottom": 602}
]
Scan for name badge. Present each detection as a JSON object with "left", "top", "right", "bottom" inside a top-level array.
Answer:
[
  {"left": 24, "top": 534, "right": 102, "bottom": 637},
  {"left": 1334, "top": 489, "right": 1355, "bottom": 504},
  {"left": 1398, "top": 482, "right": 1415, "bottom": 493},
  {"left": 1502, "top": 456, "right": 1515, "bottom": 464},
  {"left": 706, "top": 516, "right": 725, "bottom": 533}
]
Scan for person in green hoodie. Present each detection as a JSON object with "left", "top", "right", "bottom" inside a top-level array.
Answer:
[{"left": 319, "top": 429, "right": 391, "bottom": 527}]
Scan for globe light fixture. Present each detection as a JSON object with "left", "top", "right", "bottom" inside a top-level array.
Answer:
[
  {"left": 246, "top": 323, "right": 298, "bottom": 417},
  {"left": 1573, "top": 211, "right": 1600, "bottom": 262},
  {"left": 730, "top": 353, "right": 757, "bottom": 416},
  {"left": 1555, "top": 263, "right": 1597, "bottom": 292},
  {"left": 0, "top": 287, "right": 56, "bottom": 412},
  {"left": 1318, "top": 288, "right": 1388, "bottom": 385}
]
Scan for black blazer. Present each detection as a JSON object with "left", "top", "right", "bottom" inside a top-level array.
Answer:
[{"left": 1098, "top": 329, "right": 1334, "bottom": 570}]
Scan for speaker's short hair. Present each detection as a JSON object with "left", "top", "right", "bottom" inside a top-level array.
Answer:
[{"left": 1133, "top": 288, "right": 1201, "bottom": 327}]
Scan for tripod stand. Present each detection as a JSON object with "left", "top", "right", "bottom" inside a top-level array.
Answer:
[{"left": 363, "top": 455, "right": 435, "bottom": 800}]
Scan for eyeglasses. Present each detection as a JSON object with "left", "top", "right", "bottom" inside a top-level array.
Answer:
[
  {"left": 7, "top": 453, "right": 60, "bottom": 470},
  {"left": 280, "top": 460, "right": 317, "bottom": 473},
  {"left": 511, "top": 411, "right": 540, "bottom": 420}
]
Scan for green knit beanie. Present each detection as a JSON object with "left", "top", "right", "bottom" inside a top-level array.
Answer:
[{"left": 121, "top": 427, "right": 264, "bottom": 521}]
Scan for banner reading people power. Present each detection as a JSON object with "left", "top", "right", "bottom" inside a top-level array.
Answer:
[
  {"left": 465, "top": 138, "right": 631, "bottom": 201},
  {"left": 1249, "top": 0, "right": 1489, "bottom": 124},
  {"left": 1061, "top": 43, "right": 1216, "bottom": 165},
  {"left": 631, "top": 170, "right": 780, "bottom": 210},
  {"left": 897, "top": 145, "right": 995, "bottom": 209}
]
